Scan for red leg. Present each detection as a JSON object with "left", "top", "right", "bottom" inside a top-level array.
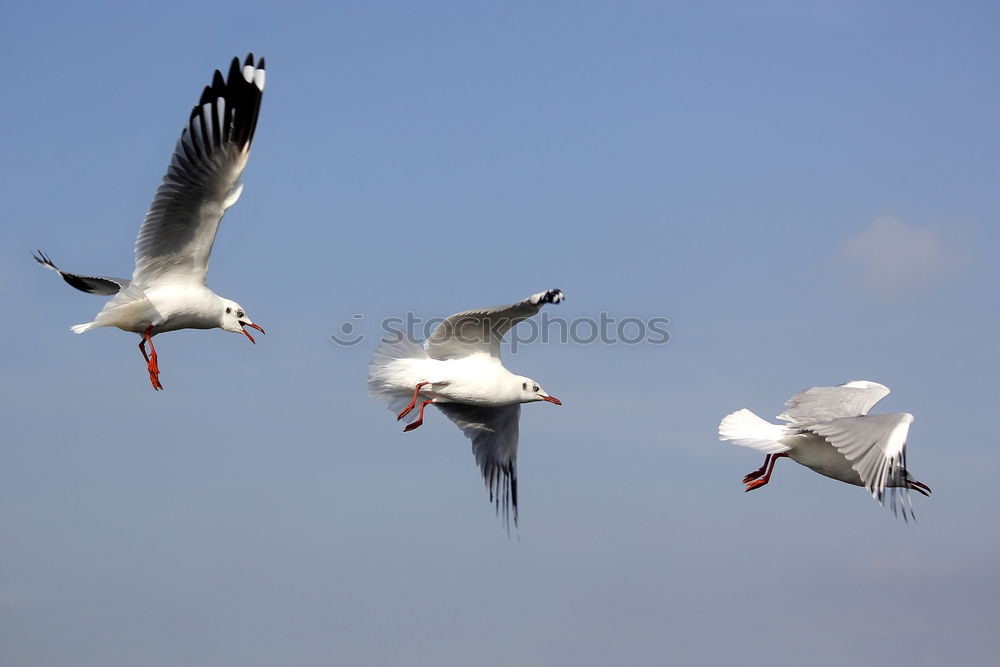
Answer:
[
  {"left": 140, "top": 326, "right": 163, "bottom": 391},
  {"left": 403, "top": 400, "right": 434, "bottom": 432},
  {"left": 397, "top": 381, "right": 429, "bottom": 421},
  {"left": 743, "top": 455, "right": 771, "bottom": 484},
  {"left": 744, "top": 453, "right": 787, "bottom": 492}
]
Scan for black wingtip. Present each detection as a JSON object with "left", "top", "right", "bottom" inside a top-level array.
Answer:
[
  {"left": 198, "top": 82, "right": 214, "bottom": 107},
  {"left": 227, "top": 57, "right": 241, "bottom": 84},
  {"left": 239, "top": 53, "right": 265, "bottom": 70},
  {"left": 542, "top": 288, "right": 564, "bottom": 304},
  {"left": 510, "top": 475, "right": 518, "bottom": 519},
  {"left": 32, "top": 250, "right": 53, "bottom": 268}
]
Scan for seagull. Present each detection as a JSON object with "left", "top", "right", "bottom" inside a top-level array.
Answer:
[
  {"left": 369, "top": 289, "right": 565, "bottom": 528},
  {"left": 34, "top": 54, "right": 266, "bottom": 390},
  {"left": 719, "top": 381, "right": 931, "bottom": 519}
]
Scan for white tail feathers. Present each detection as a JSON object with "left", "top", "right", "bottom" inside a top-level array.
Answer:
[
  {"left": 368, "top": 334, "right": 428, "bottom": 370},
  {"left": 719, "top": 409, "right": 790, "bottom": 453},
  {"left": 367, "top": 334, "right": 430, "bottom": 415},
  {"left": 70, "top": 322, "right": 95, "bottom": 334}
]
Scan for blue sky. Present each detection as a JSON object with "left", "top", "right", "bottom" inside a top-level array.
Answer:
[{"left": 2, "top": 1, "right": 999, "bottom": 665}]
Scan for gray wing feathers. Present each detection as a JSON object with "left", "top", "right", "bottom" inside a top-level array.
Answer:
[
  {"left": 33, "top": 252, "right": 128, "bottom": 295},
  {"left": 779, "top": 381, "right": 891, "bottom": 425},
  {"left": 436, "top": 403, "right": 521, "bottom": 528},
  {"left": 425, "top": 289, "right": 563, "bottom": 360},
  {"left": 132, "top": 55, "right": 264, "bottom": 285},
  {"left": 806, "top": 413, "right": 914, "bottom": 506}
]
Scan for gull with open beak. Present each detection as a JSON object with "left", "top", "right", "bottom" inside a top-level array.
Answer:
[
  {"left": 369, "top": 289, "right": 565, "bottom": 528},
  {"left": 34, "top": 54, "right": 267, "bottom": 390}
]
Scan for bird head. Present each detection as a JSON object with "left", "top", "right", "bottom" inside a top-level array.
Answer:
[
  {"left": 220, "top": 299, "right": 265, "bottom": 343},
  {"left": 518, "top": 377, "right": 562, "bottom": 405}
]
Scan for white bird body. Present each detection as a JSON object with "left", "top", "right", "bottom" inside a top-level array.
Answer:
[
  {"left": 719, "top": 381, "right": 930, "bottom": 519},
  {"left": 35, "top": 55, "right": 267, "bottom": 389},
  {"left": 75, "top": 283, "right": 228, "bottom": 335},
  {"left": 782, "top": 433, "right": 867, "bottom": 486},
  {"left": 374, "top": 351, "right": 533, "bottom": 408},
  {"left": 369, "top": 289, "right": 565, "bottom": 528}
]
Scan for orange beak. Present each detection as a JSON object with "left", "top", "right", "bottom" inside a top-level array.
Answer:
[
  {"left": 542, "top": 395, "right": 562, "bottom": 405},
  {"left": 240, "top": 321, "right": 265, "bottom": 344}
]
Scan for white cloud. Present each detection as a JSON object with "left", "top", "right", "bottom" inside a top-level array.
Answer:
[{"left": 841, "top": 217, "right": 965, "bottom": 295}]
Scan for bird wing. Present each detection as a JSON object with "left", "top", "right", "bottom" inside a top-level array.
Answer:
[
  {"left": 779, "top": 381, "right": 891, "bottom": 425},
  {"left": 424, "top": 289, "right": 563, "bottom": 360},
  {"left": 805, "top": 412, "right": 917, "bottom": 518},
  {"left": 33, "top": 251, "right": 129, "bottom": 295},
  {"left": 131, "top": 54, "right": 265, "bottom": 286},
  {"left": 435, "top": 403, "right": 521, "bottom": 528}
]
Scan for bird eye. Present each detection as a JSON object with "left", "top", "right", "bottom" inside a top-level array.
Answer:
[
  {"left": 236, "top": 309, "right": 245, "bottom": 318},
  {"left": 533, "top": 385, "right": 539, "bottom": 392},
  {"left": 225, "top": 307, "right": 232, "bottom": 314},
  {"left": 522, "top": 382, "right": 527, "bottom": 390}
]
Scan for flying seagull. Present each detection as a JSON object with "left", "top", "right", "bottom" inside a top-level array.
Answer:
[
  {"left": 719, "top": 380, "right": 931, "bottom": 519},
  {"left": 34, "top": 54, "right": 266, "bottom": 390},
  {"left": 369, "top": 289, "right": 565, "bottom": 528}
]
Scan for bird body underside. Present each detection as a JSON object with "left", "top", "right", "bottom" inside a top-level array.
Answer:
[
  {"left": 77, "top": 283, "right": 225, "bottom": 335},
  {"left": 372, "top": 354, "right": 526, "bottom": 408},
  {"left": 784, "top": 432, "right": 909, "bottom": 488},
  {"left": 783, "top": 432, "right": 866, "bottom": 486}
]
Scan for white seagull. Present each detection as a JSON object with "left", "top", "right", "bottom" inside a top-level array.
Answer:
[
  {"left": 369, "top": 289, "right": 565, "bottom": 527},
  {"left": 34, "top": 54, "right": 266, "bottom": 390},
  {"left": 719, "top": 381, "right": 931, "bottom": 519}
]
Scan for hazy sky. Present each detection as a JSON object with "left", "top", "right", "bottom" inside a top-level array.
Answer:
[{"left": 2, "top": 1, "right": 999, "bottom": 665}]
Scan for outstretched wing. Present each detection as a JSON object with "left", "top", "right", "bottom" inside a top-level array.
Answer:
[
  {"left": 806, "top": 412, "right": 917, "bottom": 518},
  {"left": 425, "top": 289, "right": 563, "bottom": 361},
  {"left": 779, "top": 381, "right": 891, "bottom": 425},
  {"left": 33, "top": 251, "right": 129, "bottom": 295},
  {"left": 435, "top": 403, "right": 521, "bottom": 529},
  {"left": 132, "top": 54, "right": 265, "bottom": 286}
]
